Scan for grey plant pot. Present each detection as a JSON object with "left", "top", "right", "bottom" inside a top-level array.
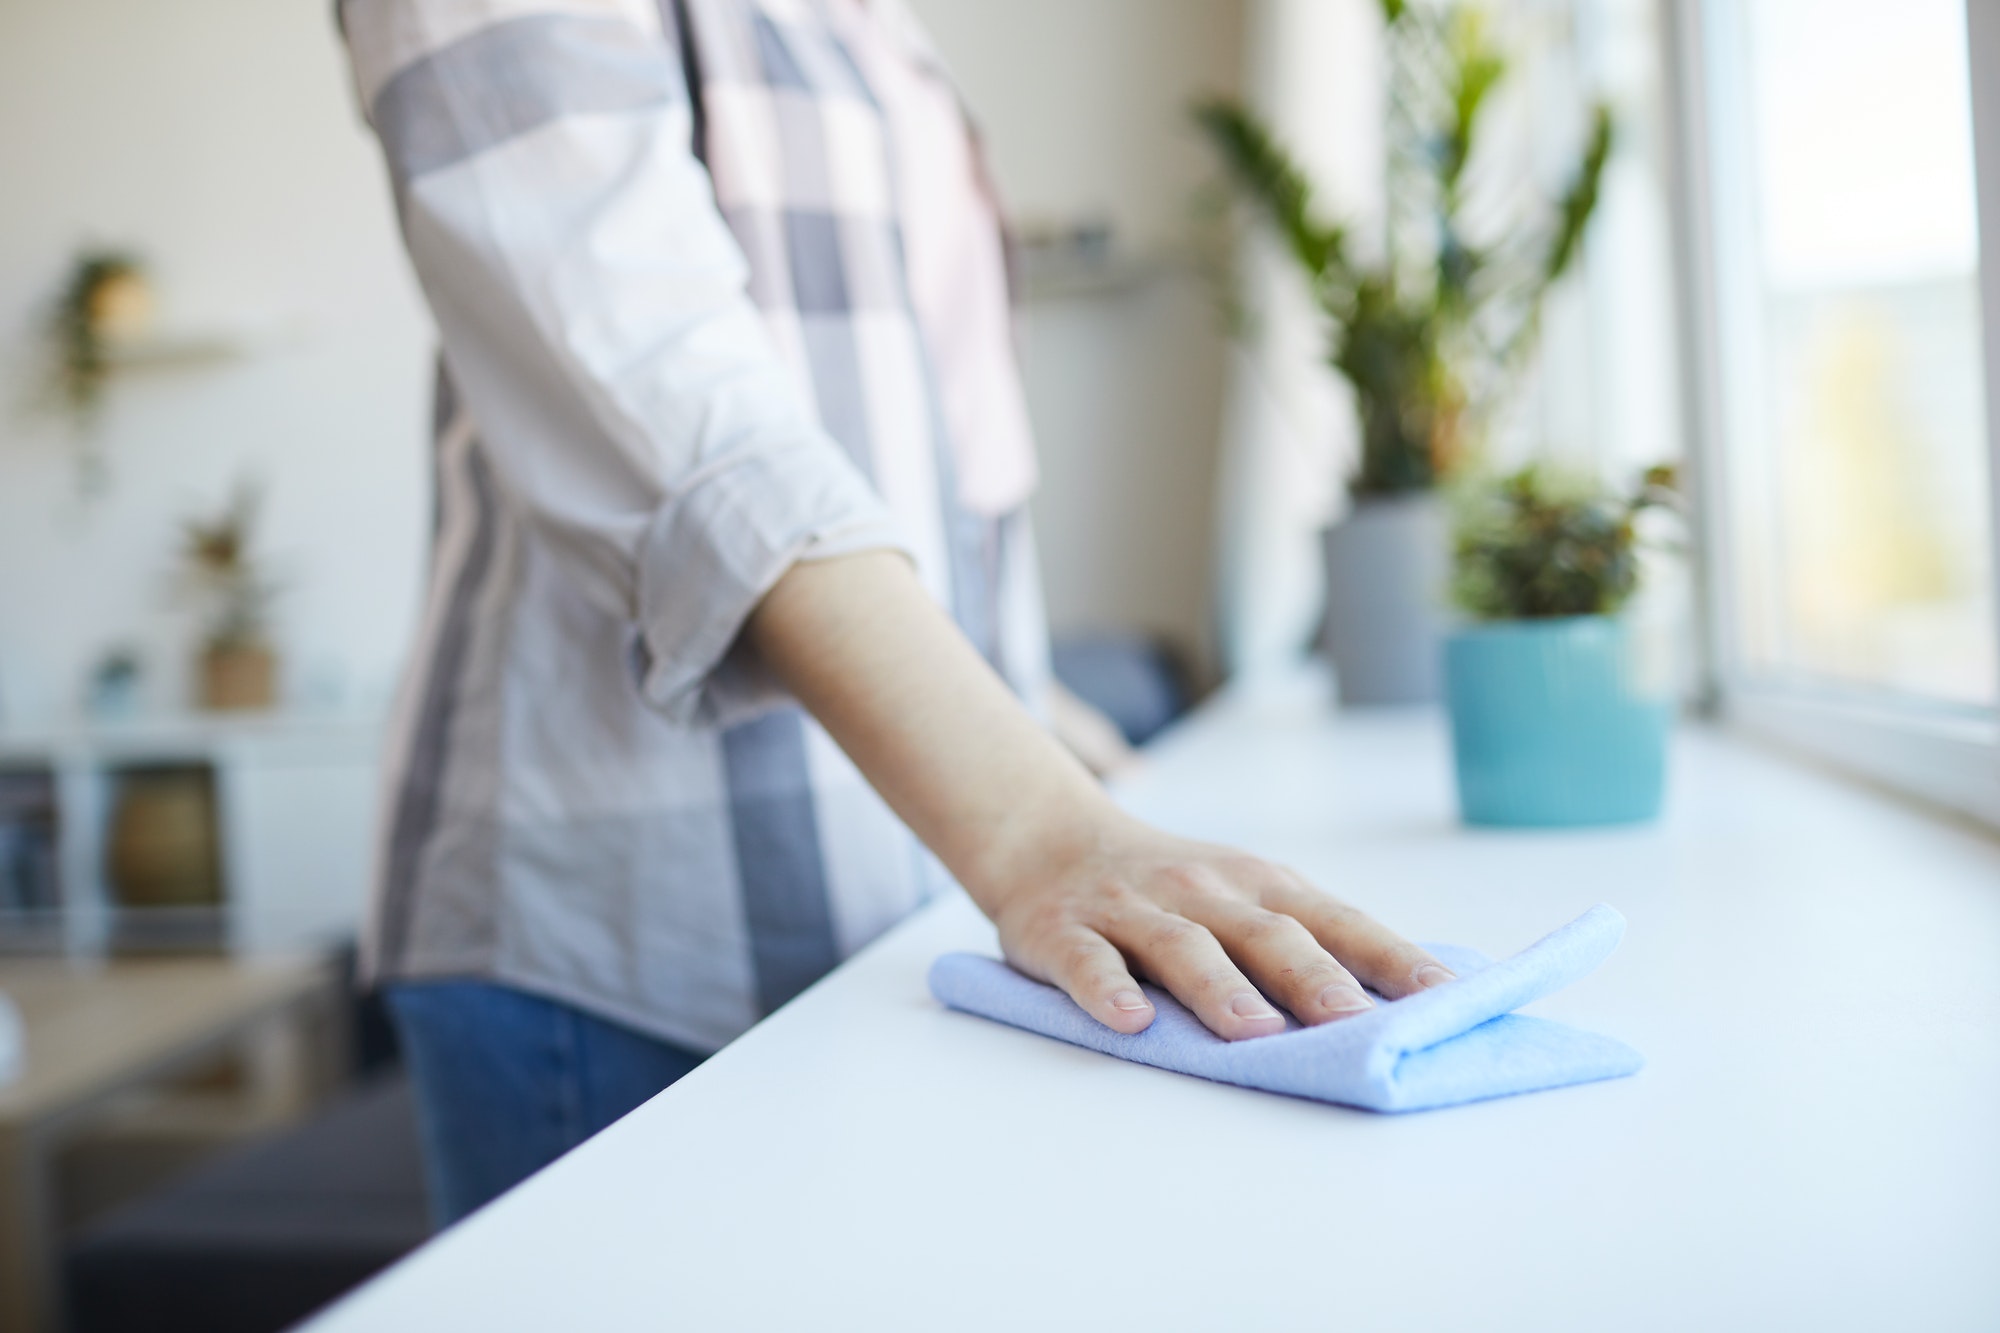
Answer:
[{"left": 1318, "top": 493, "right": 1449, "bottom": 705}]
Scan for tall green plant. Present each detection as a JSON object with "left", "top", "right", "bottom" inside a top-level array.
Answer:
[{"left": 1196, "top": 1, "right": 1612, "bottom": 497}]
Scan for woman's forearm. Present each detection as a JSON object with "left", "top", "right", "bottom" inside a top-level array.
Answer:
[
  {"left": 748, "top": 550, "right": 1123, "bottom": 913},
  {"left": 747, "top": 550, "right": 1457, "bottom": 1039}
]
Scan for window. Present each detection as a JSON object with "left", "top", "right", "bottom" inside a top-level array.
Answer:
[{"left": 1676, "top": 0, "right": 2000, "bottom": 823}]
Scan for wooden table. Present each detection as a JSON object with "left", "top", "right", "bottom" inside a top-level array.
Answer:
[
  {"left": 0, "top": 956, "right": 338, "bottom": 1333},
  {"left": 304, "top": 676, "right": 2000, "bottom": 1331}
]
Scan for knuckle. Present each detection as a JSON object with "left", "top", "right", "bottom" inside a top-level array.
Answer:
[
  {"left": 1155, "top": 865, "right": 1215, "bottom": 900},
  {"left": 1057, "top": 934, "right": 1108, "bottom": 976},
  {"left": 1076, "top": 968, "right": 1129, "bottom": 999},
  {"left": 1195, "top": 965, "right": 1248, "bottom": 998},
  {"left": 1000, "top": 904, "right": 1074, "bottom": 961},
  {"left": 1275, "top": 875, "right": 1327, "bottom": 907},
  {"left": 1288, "top": 961, "right": 1350, "bottom": 993},
  {"left": 1021, "top": 907, "right": 1070, "bottom": 949},
  {"left": 1216, "top": 853, "right": 1271, "bottom": 885},
  {"left": 1094, "top": 880, "right": 1144, "bottom": 914},
  {"left": 1037, "top": 899, "right": 1076, "bottom": 929},
  {"left": 1393, "top": 943, "right": 1438, "bottom": 978},
  {"left": 1142, "top": 916, "right": 1206, "bottom": 951},
  {"left": 1239, "top": 909, "right": 1309, "bottom": 950},
  {"left": 1319, "top": 897, "right": 1368, "bottom": 926}
]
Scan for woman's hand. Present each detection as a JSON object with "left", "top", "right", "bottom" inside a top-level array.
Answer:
[
  {"left": 976, "top": 814, "right": 1455, "bottom": 1039},
  {"left": 750, "top": 551, "right": 1451, "bottom": 1041}
]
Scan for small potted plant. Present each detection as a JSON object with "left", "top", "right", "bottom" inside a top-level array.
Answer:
[
  {"left": 1195, "top": 2, "right": 1611, "bottom": 704},
  {"left": 42, "top": 250, "right": 152, "bottom": 491},
  {"left": 46, "top": 250, "right": 152, "bottom": 417},
  {"left": 1444, "top": 464, "right": 1678, "bottom": 826},
  {"left": 181, "top": 482, "right": 281, "bottom": 711}
]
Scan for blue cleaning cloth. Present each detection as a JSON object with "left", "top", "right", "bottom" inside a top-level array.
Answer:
[{"left": 928, "top": 904, "right": 1642, "bottom": 1112}]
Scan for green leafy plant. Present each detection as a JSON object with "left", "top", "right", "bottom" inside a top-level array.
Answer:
[
  {"left": 44, "top": 250, "right": 150, "bottom": 423},
  {"left": 1451, "top": 464, "right": 1678, "bottom": 620},
  {"left": 180, "top": 480, "right": 279, "bottom": 652},
  {"left": 1194, "top": 1, "right": 1612, "bottom": 496}
]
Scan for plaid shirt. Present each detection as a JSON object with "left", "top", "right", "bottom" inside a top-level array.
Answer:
[{"left": 341, "top": 0, "right": 1047, "bottom": 1051}]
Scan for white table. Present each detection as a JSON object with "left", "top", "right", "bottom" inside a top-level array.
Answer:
[
  {"left": 307, "top": 676, "right": 2000, "bottom": 1331},
  {"left": 0, "top": 956, "right": 338, "bottom": 1333}
]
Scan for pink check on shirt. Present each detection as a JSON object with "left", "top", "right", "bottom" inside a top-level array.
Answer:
[{"left": 831, "top": 0, "right": 1039, "bottom": 517}]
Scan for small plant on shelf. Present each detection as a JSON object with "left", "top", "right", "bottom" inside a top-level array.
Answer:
[
  {"left": 180, "top": 480, "right": 282, "bottom": 711},
  {"left": 1451, "top": 463, "right": 1680, "bottom": 621},
  {"left": 38, "top": 249, "right": 153, "bottom": 493},
  {"left": 44, "top": 250, "right": 152, "bottom": 419}
]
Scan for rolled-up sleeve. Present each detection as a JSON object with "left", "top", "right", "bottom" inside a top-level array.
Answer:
[{"left": 341, "top": 0, "right": 910, "bottom": 723}]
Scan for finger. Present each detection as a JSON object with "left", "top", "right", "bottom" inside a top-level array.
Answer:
[
  {"left": 1265, "top": 879, "right": 1456, "bottom": 1000},
  {"left": 1103, "top": 907, "right": 1287, "bottom": 1040},
  {"left": 1190, "top": 899, "right": 1377, "bottom": 1024},
  {"left": 1021, "top": 923, "right": 1158, "bottom": 1034}
]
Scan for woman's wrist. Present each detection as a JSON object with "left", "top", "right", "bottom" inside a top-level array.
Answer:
[
  {"left": 748, "top": 550, "right": 1140, "bottom": 918},
  {"left": 951, "top": 780, "right": 1136, "bottom": 921}
]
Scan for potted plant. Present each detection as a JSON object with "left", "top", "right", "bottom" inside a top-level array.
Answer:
[
  {"left": 1194, "top": 1, "right": 1611, "bottom": 703},
  {"left": 181, "top": 482, "right": 281, "bottom": 712},
  {"left": 41, "top": 250, "right": 152, "bottom": 492},
  {"left": 1444, "top": 464, "right": 1678, "bottom": 826}
]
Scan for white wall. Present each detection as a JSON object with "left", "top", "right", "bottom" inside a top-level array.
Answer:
[
  {"left": 910, "top": 0, "right": 1247, "bottom": 677},
  {"left": 0, "top": 0, "right": 434, "bottom": 726}
]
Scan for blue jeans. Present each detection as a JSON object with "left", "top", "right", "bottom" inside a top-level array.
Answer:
[{"left": 387, "top": 981, "right": 707, "bottom": 1227}]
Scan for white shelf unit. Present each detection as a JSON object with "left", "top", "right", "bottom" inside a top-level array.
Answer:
[{"left": 0, "top": 712, "right": 383, "bottom": 957}]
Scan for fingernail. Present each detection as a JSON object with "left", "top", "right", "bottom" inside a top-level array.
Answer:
[
  {"left": 1415, "top": 964, "right": 1457, "bottom": 989},
  {"left": 1229, "top": 992, "right": 1280, "bottom": 1020},
  {"left": 1318, "top": 984, "right": 1374, "bottom": 1014},
  {"left": 1109, "top": 989, "right": 1151, "bottom": 1012}
]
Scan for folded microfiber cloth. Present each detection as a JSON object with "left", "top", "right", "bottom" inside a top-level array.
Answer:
[{"left": 928, "top": 904, "right": 1642, "bottom": 1112}]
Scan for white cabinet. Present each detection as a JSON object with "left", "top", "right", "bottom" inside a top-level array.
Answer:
[{"left": 0, "top": 714, "right": 382, "bottom": 956}]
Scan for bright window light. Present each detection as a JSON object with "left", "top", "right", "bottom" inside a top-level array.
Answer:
[{"left": 1708, "top": 0, "right": 1996, "bottom": 708}]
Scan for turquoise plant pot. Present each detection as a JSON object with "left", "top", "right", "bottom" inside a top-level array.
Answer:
[{"left": 1443, "top": 616, "right": 1670, "bottom": 827}]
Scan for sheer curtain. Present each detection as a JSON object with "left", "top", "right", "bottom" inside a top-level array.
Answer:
[{"left": 1212, "top": 0, "right": 1385, "bottom": 680}]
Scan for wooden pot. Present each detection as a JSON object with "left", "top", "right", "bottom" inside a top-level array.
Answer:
[{"left": 200, "top": 643, "right": 277, "bottom": 711}]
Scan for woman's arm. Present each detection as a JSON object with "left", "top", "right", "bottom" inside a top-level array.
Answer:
[
  {"left": 342, "top": 0, "right": 905, "bottom": 726},
  {"left": 751, "top": 551, "right": 1456, "bottom": 1040},
  {"left": 342, "top": 1, "right": 1453, "bottom": 1037}
]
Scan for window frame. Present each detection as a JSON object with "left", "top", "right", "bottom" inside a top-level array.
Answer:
[{"left": 1666, "top": 0, "right": 2000, "bottom": 828}]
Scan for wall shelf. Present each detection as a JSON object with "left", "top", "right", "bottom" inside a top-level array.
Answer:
[
  {"left": 100, "top": 332, "right": 247, "bottom": 372},
  {"left": 1018, "top": 252, "right": 1179, "bottom": 303}
]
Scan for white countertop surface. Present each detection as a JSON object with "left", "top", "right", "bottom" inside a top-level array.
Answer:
[{"left": 308, "top": 675, "right": 2000, "bottom": 1332}]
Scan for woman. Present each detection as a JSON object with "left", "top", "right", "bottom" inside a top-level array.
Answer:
[{"left": 338, "top": 0, "right": 1456, "bottom": 1225}]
